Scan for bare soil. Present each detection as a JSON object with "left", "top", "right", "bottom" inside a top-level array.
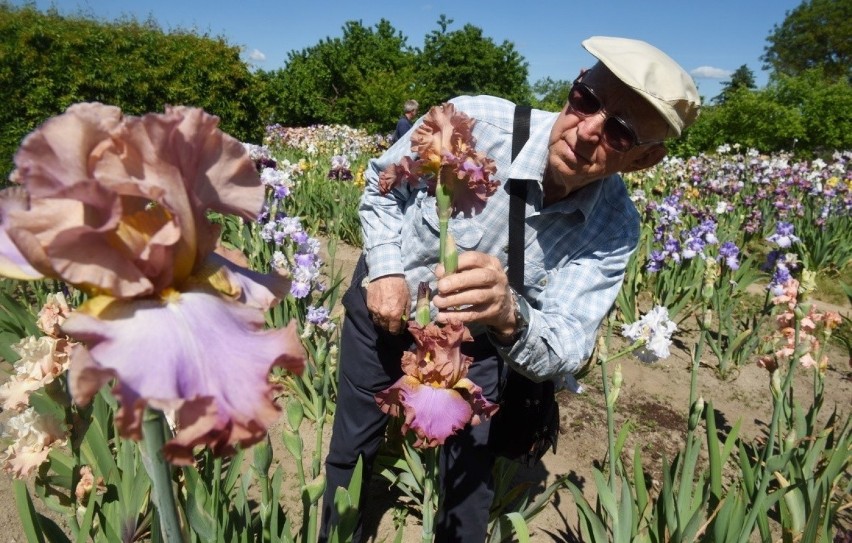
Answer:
[{"left": 1, "top": 240, "right": 849, "bottom": 542}]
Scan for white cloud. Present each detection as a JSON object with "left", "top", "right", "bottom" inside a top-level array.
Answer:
[
  {"left": 248, "top": 49, "right": 267, "bottom": 62},
  {"left": 690, "top": 66, "right": 732, "bottom": 80}
]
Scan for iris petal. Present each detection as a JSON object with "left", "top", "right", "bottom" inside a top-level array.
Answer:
[
  {"left": 63, "top": 289, "right": 304, "bottom": 463},
  {"left": 403, "top": 384, "right": 473, "bottom": 447},
  {"left": 0, "top": 187, "right": 43, "bottom": 280}
]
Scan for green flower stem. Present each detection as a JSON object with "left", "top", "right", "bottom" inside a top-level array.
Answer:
[
  {"left": 212, "top": 457, "right": 222, "bottom": 543},
  {"left": 603, "top": 340, "right": 644, "bottom": 364},
  {"left": 421, "top": 447, "right": 438, "bottom": 543},
  {"left": 436, "top": 176, "right": 456, "bottom": 275},
  {"left": 690, "top": 320, "right": 707, "bottom": 409},
  {"left": 599, "top": 357, "right": 619, "bottom": 492},
  {"left": 737, "top": 320, "right": 802, "bottom": 543},
  {"left": 141, "top": 410, "right": 183, "bottom": 542}
]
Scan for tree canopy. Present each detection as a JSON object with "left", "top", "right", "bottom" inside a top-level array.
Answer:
[
  {"left": 713, "top": 65, "right": 756, "bottom": 104},
  {"left": 416, "top": 15, "right": 531, "bottom": 107},
  {"left": 259, "top": 15, "right": 533, "bottom": 133},
  {"left": 256, "top": 19, "right": 416, "bottom": 133},
  {"left": 762, "top": 0, "right": 851, "bottom": 81}
]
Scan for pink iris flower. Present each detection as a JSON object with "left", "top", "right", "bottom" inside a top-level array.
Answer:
[
  {"left": 375, "top": 320, "right": 498, "bottom": 448},
  {"left": 379, "top": 102, "right": 498, "bottom": 218},
  {"left": 1, "top": 103, "right": 305, "bottom": 464}
]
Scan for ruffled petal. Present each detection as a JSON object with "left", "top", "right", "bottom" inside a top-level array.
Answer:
[
  {"left": 10, "top": 103, "right": 262, "bottom": 297},
  {"left": 63, "top": 289, "right": 304, "bottom": 463},
  {"left": 194, "top": 247, "right": 291, "bottom": 310},
  {"left": 452, "top": 377, "right": 499, "bottom": 425},
  {"left": 0, "top": 187, "right": 43, "bottom": 280},
  {"left": 403, "top": 385, "right": 472, "bottom": 448},
  {"left": 375, "top": 375, "right": 420, "bottom": 419}
]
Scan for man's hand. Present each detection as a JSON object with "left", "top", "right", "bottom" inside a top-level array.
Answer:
[
  {"left": 433, "top": 251, "right": 516, "bottom": 335},
  {"left": 366, "top": 275, "right": 410, "bottom": 334}
]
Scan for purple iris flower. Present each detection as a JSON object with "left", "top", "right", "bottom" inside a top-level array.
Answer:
[
  {"left": 290, "top": 281, "right": 311, "bottom": 299},
  {"left": 718, "top": 241, "right": 740, "bottom": 270},
  {"left": 306, "top": 306, "right": 330, "bottom": 325},
  {"left": 664, "top": 238, "right": 682, "bottom": 263},
  {"left": 682, "top": 236, "right": 705, "bottom": 259},
  {"left": 766, "top": 221, "right": 800, "bottom": 248},
  {"left": 295, "top": 253, "right": 315, "bottom": 268},
  {"left": 646, "top": 250, "right": 666, "bottom": 272}
]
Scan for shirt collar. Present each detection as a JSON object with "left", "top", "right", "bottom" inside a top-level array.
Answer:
[{"left": 551, "top": 177, "right": 605, "bottom": 220}]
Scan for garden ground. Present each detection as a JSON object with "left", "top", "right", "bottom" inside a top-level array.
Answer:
[{"left": 1, "top": 239, "right": 849, "bottom": 542}]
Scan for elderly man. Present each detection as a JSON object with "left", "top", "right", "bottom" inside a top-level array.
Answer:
[{"left": 321, "top": 36, "right": 700, "bottom": 542}]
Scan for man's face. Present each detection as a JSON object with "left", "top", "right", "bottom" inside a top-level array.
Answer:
[{"left": 546, "top": 65, "right": 670, "bottom": 197}]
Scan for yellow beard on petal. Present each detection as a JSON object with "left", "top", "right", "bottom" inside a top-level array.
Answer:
[
  {"left": 77, "top": 294, "right": 119, "bottom": 317},
  {"left": 187, "top": 260, "right": 241, "bottom": 300},
  {"left": 161, "top": 288, "right": 182, "bottom": 304}
]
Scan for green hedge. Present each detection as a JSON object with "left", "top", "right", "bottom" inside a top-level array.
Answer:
[{"left": 0, "top": 2, "right": 262, "bottom": 179}]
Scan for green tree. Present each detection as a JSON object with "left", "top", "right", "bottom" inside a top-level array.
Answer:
[
  {"left": 762, "top": 0, "right": 852, "bottom": 81},
  {"left": 673, "top": 86, "right": 803, "bottom": 155},
  {"left": 669, "top": 69, "right": 851, "bottom": 157},
  {"left": 768, "top": 68, "right": 852, "bottom": 152},
  {"left": 713, "top": 64, "right": 756, "bottom": 104},
  {"left": 417, "top": 15, "right": 532, "bottom": 107},
  {"left": 531, "top": 77, "right": 571, "bottom": 112},
  {"left": 261, "top": 19, "right": 416, "bottom": 133}
]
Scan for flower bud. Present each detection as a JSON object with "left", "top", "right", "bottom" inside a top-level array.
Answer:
[
  {"left": 416, "top": 282, "right": 432, "bottom": 326},
  {"left": 281, "top": 429, "right": 303, "bottom": 459},
  {"left": 799, "top": 269, "right": 816, "bottom": 300},
  {"left": 702, "top": 258, "right": 718, "bottom": 302},
  {"left": 770, "top": 369, "right": 782, "bottom": 399},
  {"left": 302, "top": 474, "right": 326, "bottom": 504},
  {"left": 783, "top": 429, "right": 797, "bottom": 452},
  {"left": 253, "top": 435, "right": 273, "bottom": 475},
  {"left": 688, "top": 396, "right": 705, "bottom": 431},
  {"left": 606, "top": 364, "right": 623, "bottom": 407},
  {"left": 286, "top": 397, "right": 305, "bottom": 431}
]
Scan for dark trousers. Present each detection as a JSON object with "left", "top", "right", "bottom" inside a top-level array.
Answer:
[{"left": 319, "top": 256, "right": 505, "bottom": 542}]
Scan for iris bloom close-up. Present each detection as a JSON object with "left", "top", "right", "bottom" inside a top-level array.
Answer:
[
  {"left": 379, "top": 102, "right": 498, "bottom": 218},
  {"left": 375, "top": 320, "right": 498, "bottom": 449},
  {"left": 0, "top": 102, "right": 305, "bottom": 463}
]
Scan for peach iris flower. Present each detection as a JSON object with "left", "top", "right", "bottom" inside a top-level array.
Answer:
[
  {"left": 375, "top": 320, "right": 498, "bottom": 448},
  {"left": 379, "top": 102, "right": 497, "bottom": 218},
  {"left": 0, "top": 103, "right": 305, "bottom": 464}
]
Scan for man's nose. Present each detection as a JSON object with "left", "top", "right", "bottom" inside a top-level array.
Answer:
[{"left": 576, "top": 112, "right": 606, "bottom": 145}]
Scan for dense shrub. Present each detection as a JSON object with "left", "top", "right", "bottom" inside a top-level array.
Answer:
[
  {"left": 0, "top": 2, "right": 261, "bottom": 179},
  {"left": 669, "top": 69, "right": 852, "bottom": 158}
]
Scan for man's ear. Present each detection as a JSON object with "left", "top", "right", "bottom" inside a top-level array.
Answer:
[{"left": 624, "top": 144, "right": 667, "bottom": 173}]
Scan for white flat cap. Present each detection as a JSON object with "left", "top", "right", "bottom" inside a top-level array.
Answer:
[{"left": 582, "top": 36, "right": 701, "bottom": 137}]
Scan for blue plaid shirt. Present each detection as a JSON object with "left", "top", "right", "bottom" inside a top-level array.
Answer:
[{"left": 361, "top": 95, "right": 640, "bottom": 386}]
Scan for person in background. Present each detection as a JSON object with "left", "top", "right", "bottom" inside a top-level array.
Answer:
[
  {"left": 392, "top": 99, "right": 419, "bottom": 142},
  {"left": 320, "top": 36, "right": 700, "bottom": 542}
]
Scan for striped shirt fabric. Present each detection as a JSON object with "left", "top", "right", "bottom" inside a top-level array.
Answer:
[{"left": 360, "top": 95, "right": 640, "bottom": 387}]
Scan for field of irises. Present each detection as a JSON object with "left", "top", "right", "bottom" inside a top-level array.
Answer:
[{"left": 0, "top": 111, "right": 849, "bottom": 542}]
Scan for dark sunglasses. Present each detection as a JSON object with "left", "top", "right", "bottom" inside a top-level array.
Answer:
[{"left": 567, "top": 78, "right": 664, "bottom": 153}]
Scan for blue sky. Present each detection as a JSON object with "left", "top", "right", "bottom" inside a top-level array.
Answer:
[{"left": 18, "top": 0, "right": 803, "bottom": 103}]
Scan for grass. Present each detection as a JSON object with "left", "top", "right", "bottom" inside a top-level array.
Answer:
[{"left": 814, "top": 265, "right": 852, "bottom": 307}]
